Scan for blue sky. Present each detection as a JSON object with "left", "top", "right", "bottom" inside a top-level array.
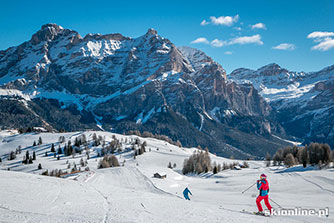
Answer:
[{"left": 1, "top": 0, "right": 333, "bottom": 73}]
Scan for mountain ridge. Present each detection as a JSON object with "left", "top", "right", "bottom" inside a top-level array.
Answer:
[
  {"left": 229, "top": 63, "right": 334, "bottom": 148},
  {"left": 0, "top": 24, "right": 295, "bottom": 158}
]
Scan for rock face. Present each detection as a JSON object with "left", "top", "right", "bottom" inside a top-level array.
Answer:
[
  {"left": 229, "top": 64, "right": 334, "bottom": 148},
  {"left": 0, "top": 24, "right": 291, "bottom": 158}
]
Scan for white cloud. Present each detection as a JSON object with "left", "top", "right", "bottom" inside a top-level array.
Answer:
[
  {"left": 229, "top": 34, "right": 263, "bottom": 45},
  {"left": 224, "top": 51, "right": 233, "bottom": 55},
  {"left": 208, "top": 15, "right": 239, "bottom": 26},
  {"left": 211, "top": 39, "right": 226, "bottom": 47},
  {"left": 190, "top": 37, "right": 209, "bottom": 44},
  {"left": 307, "top": 31, "right": 334, "bottom": 39},
  {"left": 234, "top": 27, "right": 242, "bottom": 31},
  {"left": 251, "top": 23, "right": 266, "bottom": 30},
  {"left": 272, "top": 43, "right": 295, "bottom": 51},
  {"left": 200, "top": 20, "right": 209, "bottom": 26},
  {"left": 311, "top": 38, "right": 334, "bottom": 51},
  {"left": 307, "top": 31, "right": 334, "bottom": 51},
  {"left": 192, "top": 34, "right": 264, "bottom": 48}
]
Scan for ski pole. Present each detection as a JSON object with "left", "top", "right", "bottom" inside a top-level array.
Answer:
[
  {"left": 269, "top": 197, "right": 282, "bottom": 208},
  {"left": 242, "top": 182, "right": 257, "bottom": 194}
]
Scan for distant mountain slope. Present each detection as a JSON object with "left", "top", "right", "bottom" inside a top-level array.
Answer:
[{"left": 229, "top": 63, "right": 334, "bottom": 147}]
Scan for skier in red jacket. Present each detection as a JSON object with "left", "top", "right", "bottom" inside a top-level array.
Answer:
[{"left": 256, "top": 174, "right": 272, "bottom": 215}]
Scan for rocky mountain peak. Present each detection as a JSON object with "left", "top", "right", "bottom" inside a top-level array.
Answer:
[
  {"left": 257, "top": 63, "right": 288, "bottom": 76},
  {"left": 146, "top": 28, "right": 158, "bottom": 36},
  {"left": 41, "top": 23, "right": 64, "bottom": 31},
  {"left": 178, "top": 46, "right": 218, "bottom": 73},
  {"left": 31, "top": 23, "right": 66, "bottom": 44}
]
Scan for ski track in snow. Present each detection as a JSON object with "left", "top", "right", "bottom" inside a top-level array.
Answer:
[
  {"left": 90, "top": 185, "right": 110, "bottom": 223},
  {"left": 48, "top": 180, "right": 62, "bottom": 209},
  {"left": 292, "top": 172, "right": 334, "bottom": 194}
]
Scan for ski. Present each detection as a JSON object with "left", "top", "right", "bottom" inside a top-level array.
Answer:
[{"left": 241, "top": 209, "right": 270, "bottom": 217}]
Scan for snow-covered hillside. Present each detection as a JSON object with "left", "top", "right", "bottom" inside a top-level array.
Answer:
[{"left": 0, "top": 130, "right": 333, "bottom": 222}]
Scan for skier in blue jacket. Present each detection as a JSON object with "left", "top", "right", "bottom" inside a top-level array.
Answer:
[{"left": 183, "top": 187, "right": 192, "bottom": 200}]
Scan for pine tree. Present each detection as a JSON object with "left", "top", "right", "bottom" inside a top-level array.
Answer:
[
  {"left": 45, "top": 152, "right": 48, "bottom": 157},
  {"left": 51, "top": 143, "right": 55, "bottom": 153},
  {"left": 64, "top": 144, "right": 68, "bottom": 156},
  {"left": 58, "top": 145, "right": 62, "bottom": 154},
  {"left": 67, "top": 141, "right": 73, "bottom": 156},
  {"left": 69, "top": 145, "right": 73, "bottom": 156},
  {"left": 38, "top": 137, "right": 43, "bottom": 145},
  {"left": 135, "top": 138, "right": 140, "bottom": 145},
  {"left": 38, "top": 163, "right": 42, "bottom": 169},
  {"left": 9, "top": 151, "right": 16, "bottom": 160},
  {"left": 92, "top": 133, "right": 97, "bottom": 141},
  {"left": 33, "top": 141, "right": 36, "bottom": 146},
  {"left": 168, "top": 162, "right": 172, "bottom": 168},
  {"left": 25, "top": 151, "right": 30, "bottom": 163},
  {"left": 71, "top": 164, "right": 77, "bottom": 173},
  {"left": 80, "top": 158, "right": 85, "bottom": 167},
  {"left": 57, "top": 155, "right": 60, "bottom": 160},
  {"left": 33, "top": 151, "right": 36, "bottom": 160},
  {"left": 213, "top": 165, "right": 218, "bottom": 174}
]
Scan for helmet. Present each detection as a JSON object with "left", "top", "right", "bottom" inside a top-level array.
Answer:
[{"left": 260, "top": 174, "right": 267, "bottom": 178}]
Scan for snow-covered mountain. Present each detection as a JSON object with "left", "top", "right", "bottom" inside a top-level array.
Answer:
[
  {"left": 229, "top": 64, "right": 334, "bottom": 147},
  {"left": 0, "top": 24, "right": 291, "bottom": 158}
]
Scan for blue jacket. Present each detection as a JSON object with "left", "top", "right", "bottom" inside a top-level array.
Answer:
[
  {"left": 183, "top": 187, "right": 192, "bottom": 196},
  {"left": 257, "top": 179, "right": 269, "bottom": 196}
]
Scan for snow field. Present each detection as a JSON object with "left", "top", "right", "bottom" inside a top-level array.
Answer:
[{"left": 0, "top": 131, "right": 333, "bottom": 222}]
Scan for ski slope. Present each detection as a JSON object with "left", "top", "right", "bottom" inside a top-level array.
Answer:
[{"left": 0, "top": 130, "right": 333, "bottom": 222}]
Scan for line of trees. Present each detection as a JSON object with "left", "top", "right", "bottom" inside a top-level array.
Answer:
[
  {"left": 127, "top": 130, "right": 182, "bottom": 147},
  {"left": 269, "top": 143, "right": 333, "bottom": 168},
  {"left": 182, "top": 149, "right": 212, "bottom": 174},
  {"left": 42, "top": 169, "right": 67, "bottom": 177},
  {"left": 182, "top": 148, "right": 250, "bottom": 175}
]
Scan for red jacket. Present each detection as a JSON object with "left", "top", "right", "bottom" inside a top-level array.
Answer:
[{"left": 257, "top": 178, "right": 269, "bottom": 196}]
